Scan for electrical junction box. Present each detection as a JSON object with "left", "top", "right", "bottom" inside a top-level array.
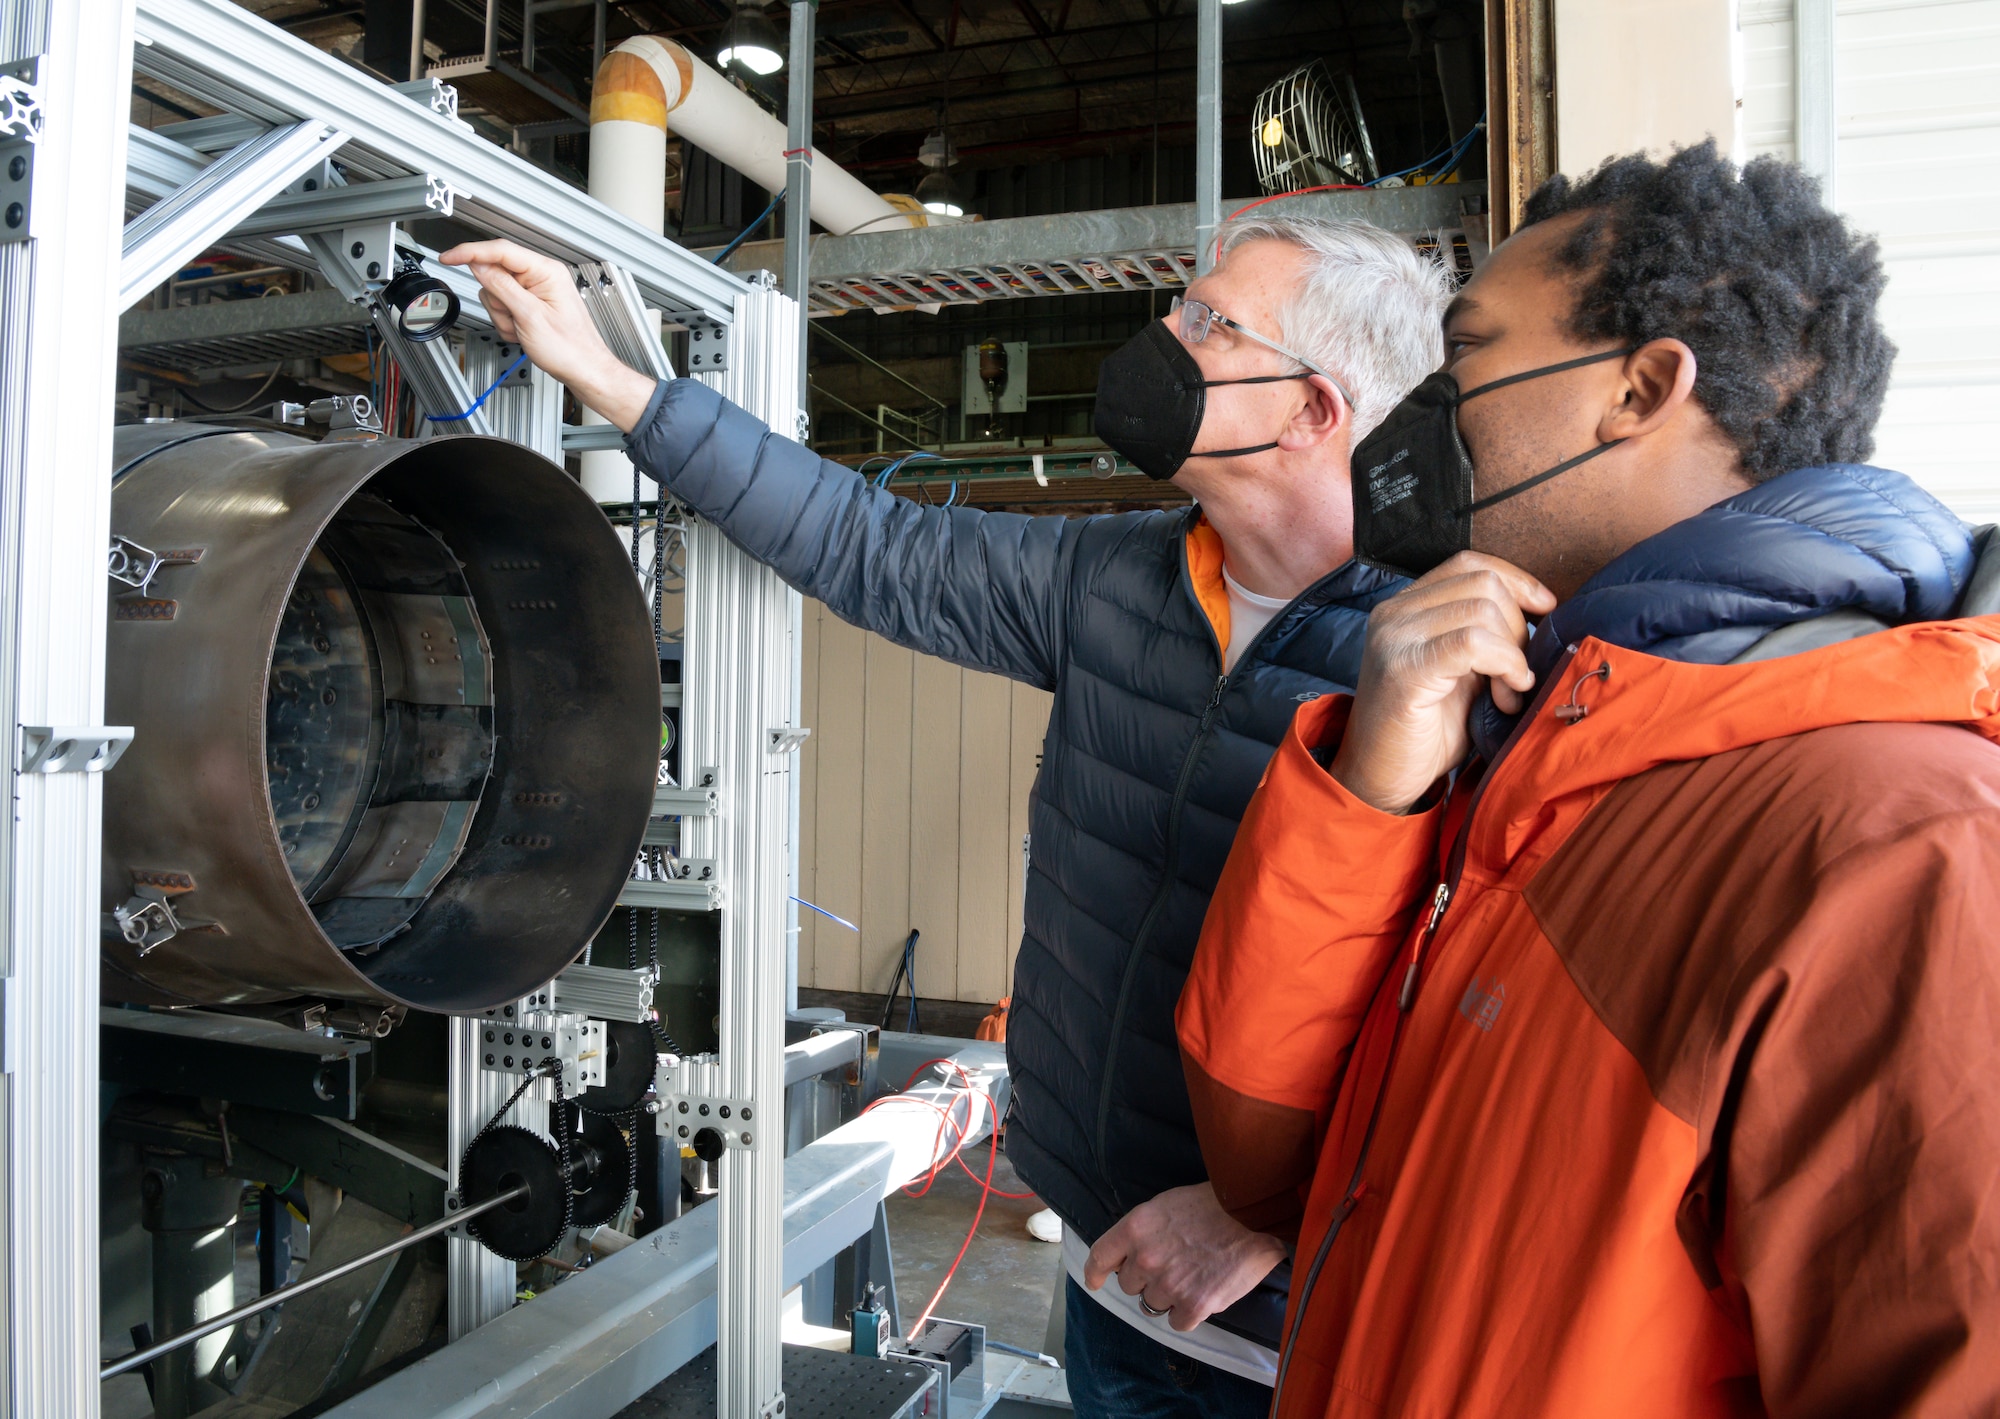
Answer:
[{"left": 961, "top": 341, "right": 1028, "bottom": 417}]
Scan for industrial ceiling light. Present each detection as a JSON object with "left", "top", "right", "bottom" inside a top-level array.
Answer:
[
  {"left": 718, "top": 1, "right": 785, "bottom": 76},
  {"left": 379, "top": 252, "right": 460, "bottom": 343},
  {"left": 915, "top": 168, "right": 963, "bottom": 218},
  {"left": 915, "top": 125, "right": 962, "bottom": 217}
]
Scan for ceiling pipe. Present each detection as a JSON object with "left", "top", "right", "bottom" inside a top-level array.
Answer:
[{"left": 589, "top": 36, "right": 923, "bottom": 242}]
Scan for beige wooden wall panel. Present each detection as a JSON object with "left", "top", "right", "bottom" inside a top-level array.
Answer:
[{"left": 793, "top": 598, "right": 1053, "bottom": 1004}]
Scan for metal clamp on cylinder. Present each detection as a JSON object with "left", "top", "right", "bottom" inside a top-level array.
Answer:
[{"left": 106, "top": 886, "right": 182, "bottom": 957}]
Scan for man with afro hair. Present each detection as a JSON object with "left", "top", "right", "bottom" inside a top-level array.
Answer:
[{"left": 1179, "top": 139, "right": 2000, "bottom": 1417}]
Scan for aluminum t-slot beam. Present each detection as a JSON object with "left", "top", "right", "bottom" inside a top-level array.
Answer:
[
  {"left": 120, "top": 119, "right": 346, "bottom": 309},
  {"left": 576, "top": 260, "right": 675, "bottom": 382},
  {"left": 230, "top": 173, "right": 455, "bottom": 239},
  {"left": 132, "top": 0, "right": 749, "bottom": 324}
]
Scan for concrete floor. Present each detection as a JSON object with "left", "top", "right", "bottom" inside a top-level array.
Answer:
[{"left": 883, "top": 1135, "right": 1063, "bottom": 1360}]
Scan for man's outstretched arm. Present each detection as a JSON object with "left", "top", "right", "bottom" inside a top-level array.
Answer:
[{"left": 441, "top": 239, "right": 1081, "bottom": 688}]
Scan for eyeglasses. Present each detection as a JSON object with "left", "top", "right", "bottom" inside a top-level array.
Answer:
[{"left": 1171, "top": 296, "right": 1355, "bottom": 408}]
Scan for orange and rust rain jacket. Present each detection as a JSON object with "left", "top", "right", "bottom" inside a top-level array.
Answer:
[{"left": 1177, "top": 464, "right": 2000, "bottom": 1417}]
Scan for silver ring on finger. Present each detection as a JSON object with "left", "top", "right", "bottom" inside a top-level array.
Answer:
[{"left": 1138, "top": 1296, "right": 1170, "bottom": 1318}]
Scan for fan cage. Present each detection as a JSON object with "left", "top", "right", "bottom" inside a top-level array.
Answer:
[{"left": 1251, "top": 60, "right": 1378, "bottom": 196}]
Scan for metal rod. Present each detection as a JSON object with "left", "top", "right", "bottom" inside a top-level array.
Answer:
[
  {"left": 807, "top": 321, "right": 948, "bottom": 412},
  {"left": 1194, "top": 0, "right": 1221, "bottom": 274},
  {"left": 807, "top": 378, "right": 929, "bottom": 447},
  {"left": 785, "top": 0, "right": 817, "bottom": 427},
  {"left": 100, "top": 1183, "right": 530, "bottom": 1381},
  {"left": 409, "top": 0, "right": 428, "bottom": 82}
]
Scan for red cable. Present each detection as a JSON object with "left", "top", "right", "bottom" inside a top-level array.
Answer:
[
  {"left": 867, "top": 1059, "right": 1047, "bottom": 1330},
  {"left": 1226, "top": 182, "right": 1368, "bottom": 222},
  {"left": 912, "top": 1124, "right": 1000, "bottom": 1335}
]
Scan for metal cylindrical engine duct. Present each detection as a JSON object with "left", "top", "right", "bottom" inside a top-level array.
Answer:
[{"left": 102, "top": 425, "right": 660, "bottom": 1015}]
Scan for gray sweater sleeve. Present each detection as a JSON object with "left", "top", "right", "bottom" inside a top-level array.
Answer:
[{"left": 624, "top": 377, "right": 1103, "bottom": 691}]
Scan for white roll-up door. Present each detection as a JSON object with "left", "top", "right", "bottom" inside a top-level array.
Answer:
[{"left": 1740, "top": 0, "right": 2000, "bottom": 522}]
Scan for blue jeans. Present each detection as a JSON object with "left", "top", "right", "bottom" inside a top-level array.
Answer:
[{"left": 1063, "top": 1279, "right": 1274, "bottom": 1419}]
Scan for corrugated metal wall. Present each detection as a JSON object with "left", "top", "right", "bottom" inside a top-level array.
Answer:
[
  {"left": 794, "top": 599, "right": 1053, "bottom": 1005},
  {"left": 1740, "top": 0, "right": 2000, "bottom": 519}
]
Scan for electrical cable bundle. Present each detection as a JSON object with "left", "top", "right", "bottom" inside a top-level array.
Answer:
[{"left": 860, "top": 1058, "right": 1037, "bottom": 1334}]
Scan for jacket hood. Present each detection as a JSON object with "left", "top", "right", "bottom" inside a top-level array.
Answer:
[
  {"left": 1471, "top": 464, "right": 1979, "bottom": 756},
  {"left": 1469, "top": 615, "right": 2000, "bottom": 886}
]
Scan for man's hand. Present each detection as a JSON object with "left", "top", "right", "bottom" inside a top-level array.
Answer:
[
  {"left": 1082, "top": 1183, "right": 1286, "bottom": 1333},
  {"left": 438, "top": 239, "right": 657, "bottom": 432},
  {"left": 1332, "top": 552, "right": 1557, "bottom": 814}
]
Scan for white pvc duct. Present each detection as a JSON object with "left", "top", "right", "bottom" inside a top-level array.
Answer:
[{"left": 590, "top": 36, "right": 918, "bottom": 241}]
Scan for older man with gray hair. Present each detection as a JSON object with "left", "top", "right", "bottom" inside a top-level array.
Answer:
[{"left": 443, "top": 216, "right": 1452, "bottom": 1419}]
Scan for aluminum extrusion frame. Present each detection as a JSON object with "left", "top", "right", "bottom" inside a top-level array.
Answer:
[{"left": 132, "top": 0, "right": 748, "bottom": 323}]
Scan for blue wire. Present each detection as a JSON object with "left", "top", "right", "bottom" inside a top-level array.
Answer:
[
  {"left": 874, "top": 450, "right": 942, "bottom": 490},
  {"left": 713, "top": 189, "right": 787, "bottom": 265},
  {"left": 426, "top": 352, "right": 528, "bottom": 424},
  {"left": 791, "top": 895, "right": 860, "bottom": 933},
  {"left": 1369, "top": 113, "right": 1486, "bottom": 188}
]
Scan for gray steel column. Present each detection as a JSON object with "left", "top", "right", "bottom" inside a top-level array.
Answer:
[
  {"left": 784, "top": 0, "right": 815, "bottom": 428},
  {"left": 408, "top": 0, "right": 428, "bottom": 82},
  {"left": 1194, "top": 0, "right": 1222, "bottom": 274},
  {"left": 782, "top": 2, "right": 815, "bottom": 1015},
  {"left": 1795, "top": 0, "right": 1837, "bottom": 208},
  {"left": 0, "top": 2, "right": 135, "bottom": 1413}
]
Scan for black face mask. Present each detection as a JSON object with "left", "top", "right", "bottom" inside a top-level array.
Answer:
[
  {"left": 1350, "top": 347, "right": 1638, "bottom": 578},
  {"left": 1094, "top": 320, "right": 1317, "bottom": 481}
]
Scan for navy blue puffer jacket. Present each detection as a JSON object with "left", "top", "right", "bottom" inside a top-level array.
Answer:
[{"left": 626, "top": 378, "right": 1404, "bottom": 1240}]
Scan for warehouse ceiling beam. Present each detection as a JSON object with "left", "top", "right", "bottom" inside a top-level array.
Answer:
[{"left": 119, "top": 119, "right": 347, "bottom": 309}]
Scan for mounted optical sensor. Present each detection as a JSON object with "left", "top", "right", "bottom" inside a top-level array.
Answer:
[{"left": 380, "top": 253, "right": 460, "bottom": 344}]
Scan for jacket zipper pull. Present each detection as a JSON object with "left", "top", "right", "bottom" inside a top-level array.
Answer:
[
  {"left": 1398, "top": 882, "right": 1452, "bottom": 1011},
  {"left": 1199, "top": 674, "right": 1226, "bottom": 726}
]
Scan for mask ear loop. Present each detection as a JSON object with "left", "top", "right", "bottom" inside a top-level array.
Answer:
[
  {"left": 1462, "top": 437, "right": 1625, "bottom": 515},
  {"left": 1452, "top": 345, "right": 1640, "bottom": 514},
  {"left": 1454, "top": 346, "right": 1640, "bottom": 406}
]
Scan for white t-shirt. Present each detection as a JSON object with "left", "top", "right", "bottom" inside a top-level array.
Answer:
[
  {"left": 1061, "top": 1225, "right": 1279, "bottom": 1386},
  {"left": 1222, "top": 566, "right": 1292, "bottom": 672}
]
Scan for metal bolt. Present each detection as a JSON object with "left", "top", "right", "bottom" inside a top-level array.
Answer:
[
  {"left": 698, "top": 1104, "right": 709, "bottom": 1116},
  {"left": 7, "top": 154, "right": 24, "bottom": 181},
  {"left": 541, "top": 1035, "right": 552, "bottom": 1049},
  {"left": 366, "top": 261, "right": 382, "bottom": 279},
  {"left": 301, "top": 793, "right": 320, "bottom": 810},
  {"left": 678, "top": 1101, "right": 688, "bottom": 1114},
  {"left": 678, "top": 1125, "right": 689, "bottom": 1138},
  {"left": 484, "top": 1053, "right": 494, "bottom": 1065},
  {"left": 503, "top": 1055, "right": 514, "bottom": 1067},
  {"left": 484, "top": 1030, "right": 494, "bottom": 1042},
  {"left": 349, "top": 240, "right": 365, "bottom": 258},
  {"left": 321, "top": 689, "right": 336, "bottom": 705},
  {"left": 740, "top": 1106, "right": 752, "bottom": 1120},
  {"left": 719, "top": 1105, "right": 731, "bottom": 1119},
  {"left": 740, "top": 1132, "right": 751, "bottom": 1146},
  {"left": 6, "top": 202, "right": 23, "bottom": 228},
  {"left": 503, "top": 1032, "right": 514, "bottom": 1045},
  {"left": 302, "top": 177, "right": 317, "bottom": 191}
]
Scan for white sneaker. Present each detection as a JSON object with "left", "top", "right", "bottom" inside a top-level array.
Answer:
[{"left": 1025, "top": 1207, "right": 1062, "bottom": 1244}]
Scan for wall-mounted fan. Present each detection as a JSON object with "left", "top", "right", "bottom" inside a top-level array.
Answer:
[{"left": 1252, "top": 60, "right": 1379, "bottom": 195}]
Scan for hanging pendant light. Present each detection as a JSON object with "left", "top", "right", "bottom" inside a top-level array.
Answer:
[
  {"left": 718, "top": 0, "right": 785, "bottom": 75},
  {"left": 915, "top": 124, "right": 963, "bottom": 217}
]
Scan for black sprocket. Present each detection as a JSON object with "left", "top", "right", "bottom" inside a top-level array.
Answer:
[{"left": 460, "top": 1124, "right": 568, "bottom": 1262}]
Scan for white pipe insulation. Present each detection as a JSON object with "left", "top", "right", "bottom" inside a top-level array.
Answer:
[
  {"left": 590, "top": 36, "right": 918, "bottom": 242},
  {"left": 579, "top": 38, "right": 920, "bottom": 504}
]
